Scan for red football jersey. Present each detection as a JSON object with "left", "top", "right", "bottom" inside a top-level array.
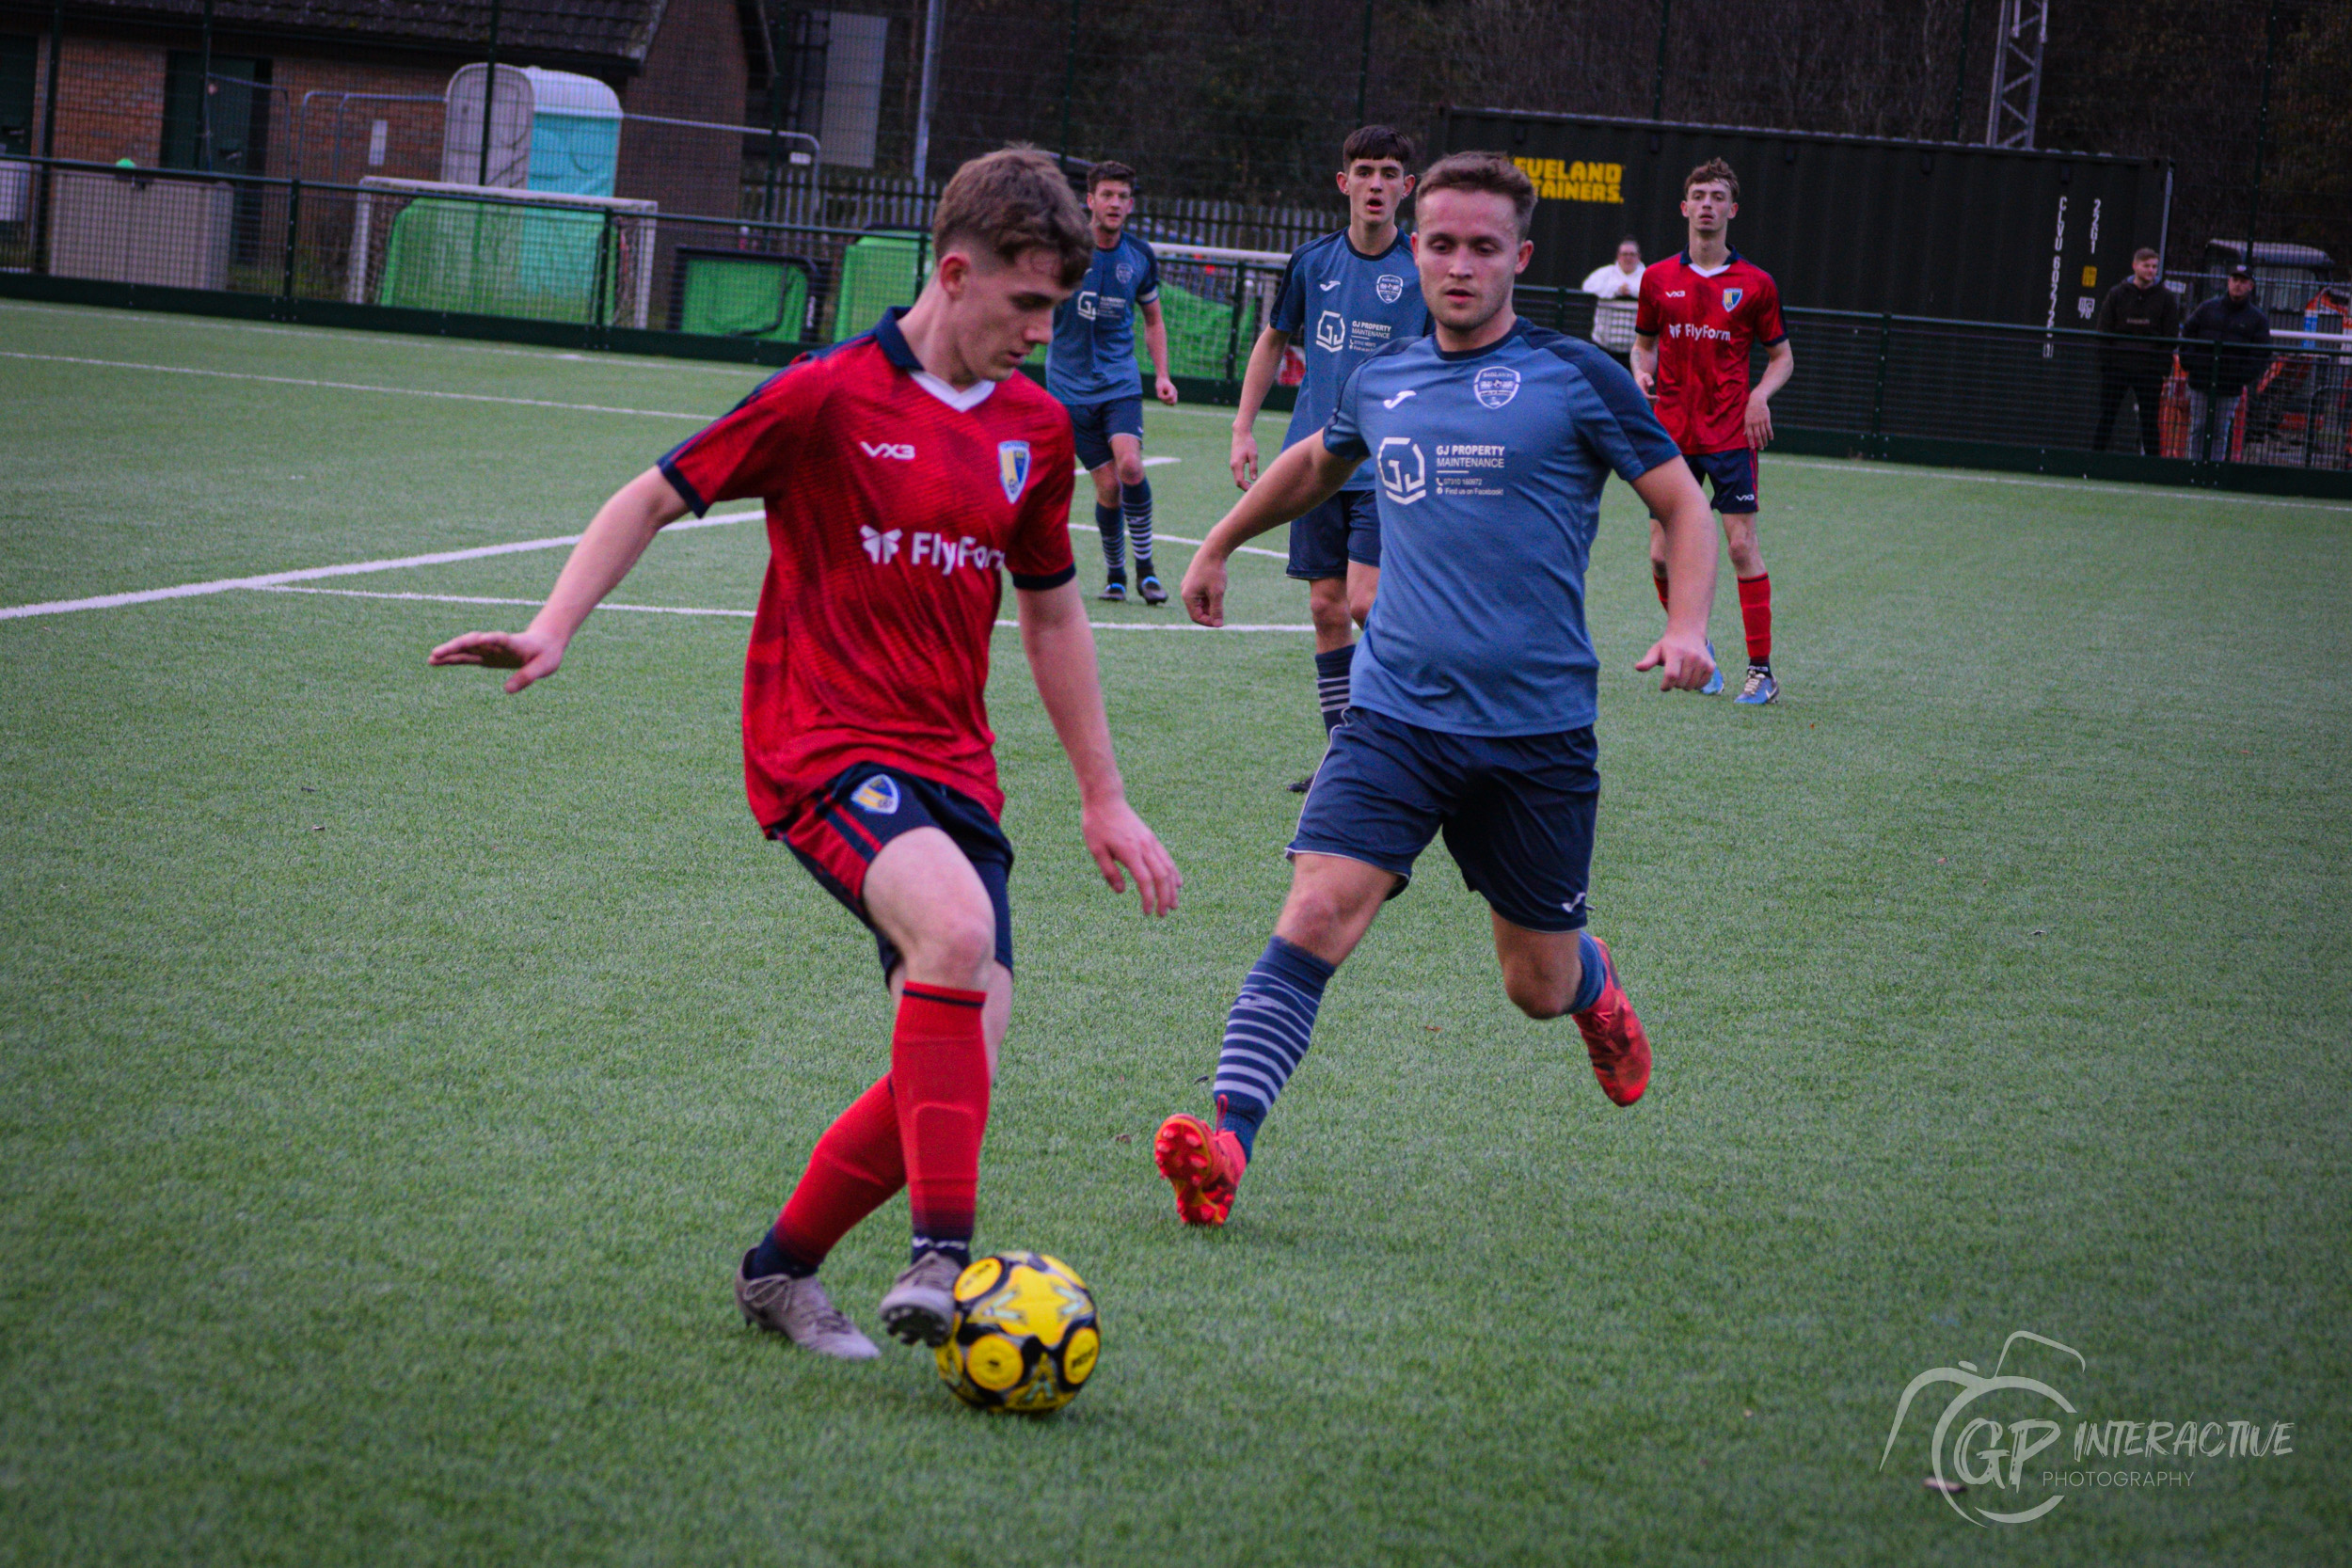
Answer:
[
  {"left": 1635, "top": 250, "right": 1787, "bottom": 454},
  {"left": 659, "top": 309, "right": 1078, "bottom": 827}
]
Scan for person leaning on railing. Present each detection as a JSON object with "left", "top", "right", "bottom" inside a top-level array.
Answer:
[
  {"left": 2091, "top": 247, "right": 2184, "bottom": 457},
  {"left": 2178, "top": 264, "right": 2273, "bottom": 462}
]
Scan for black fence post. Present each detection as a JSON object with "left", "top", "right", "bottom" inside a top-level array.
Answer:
[
  {"left": 2202, "top": 337, "right": 2224, "bottom": 471},
  {"left": 1356, "top": 1, "right": 1374, "bottom": 126},
  {"left": 1059, "top": 0, "right": 1078, "bottom": 162},
  {"left": 1870, "top": 314, "right": 1893, "bottom": 453},
  {"left": 1222, "top": 264, "right": 1248, "bottom": 388},
  {"left": 1650, "top": 0, "right": 1672, "bottom": 121},
  {"left": 280, "top": 176, "right": 300, "bottom": 301},
  {"left": 478, "top": 0, "right": 502, "bottom": 187}
]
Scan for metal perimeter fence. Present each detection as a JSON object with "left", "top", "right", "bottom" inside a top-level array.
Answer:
[{"left": 3, "top": 155, "right": 2347, "bottom": 498}]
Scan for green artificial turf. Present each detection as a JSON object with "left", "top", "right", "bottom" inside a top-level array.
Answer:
[{"left": 1, "top": 300, "right": 2346, "bottom": 1565}]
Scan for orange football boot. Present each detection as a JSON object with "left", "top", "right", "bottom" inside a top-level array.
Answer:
[
  {"left": 1153, "top": 1106, "right": 1248, "bottom": 1226},
  {"left": 1571, "top": 937, "right": 1652, "bottom": 1106}
]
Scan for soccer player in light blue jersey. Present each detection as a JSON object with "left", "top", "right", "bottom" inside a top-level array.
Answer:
[
  {"left": 1048, "top": 160, "right": 1179, "bottom": 604},
  {"left": 1230, "top": 127, "right": 1428, "bottom": 785},
  {"left": 1153, "top": 152, "right": 1721, "bottom": 1227}
]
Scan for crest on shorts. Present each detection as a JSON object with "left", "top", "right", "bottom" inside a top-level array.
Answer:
[
  {"left": 1721, "top": 287, "right": 1744, "bottom": 310},
  {"left": 1376, "top": 273, "right": 1406, "bottom": 304},
  {"left": 1473, "top": 366, "right": 1522, "bottom": 409},
  {"left": 852, "top": 774, "right": 901, "bottom": 816},
  {"left": 997, "top": 440, "right": 1032, "bottom": 503}
]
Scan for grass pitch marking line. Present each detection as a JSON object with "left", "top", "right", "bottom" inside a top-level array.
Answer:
[
  {"left": 0, "top": 510, "right": 760, "bottom": 622},
  {"left": 1768, "top": 455, "right": 2352, "bottom": 514},
  {"left": 255, "top": 584, "right": 1311, "bottom": 631},
  {"left": 1067, "top": 521, "right": 1285, "bottom": 562},
  {"left": 0, "top": 350, "right": 721, "bottom": 420}
]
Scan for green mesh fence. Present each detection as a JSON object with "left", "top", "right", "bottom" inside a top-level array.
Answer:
[
  {"left": 670, "top": 249, "right": 813, "bottom": 342},
  {"left": 376, "top": 198, "right": 619, "bottom": 324},
  {"left": 830, "top": 231, "right": 927, "bottom": 342}
]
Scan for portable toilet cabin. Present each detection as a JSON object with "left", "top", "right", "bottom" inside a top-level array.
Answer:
[
  {"left": 437, "top": 66, "right": 628, "bottom": 315},
  {"left": 442, "top": 65, "right": 621, "bottom": 196}
]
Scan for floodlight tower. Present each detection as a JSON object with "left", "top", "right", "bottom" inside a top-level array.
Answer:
[{"left": 1985, "top": 0, "right": 2049, "bottom": 149}]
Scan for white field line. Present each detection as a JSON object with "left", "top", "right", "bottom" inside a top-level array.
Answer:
[
  {"left": 1764, "top": 455, "right": 2352, "bottom": 515},
  {"left": 0, "top": 350, "right": 719, "bottom": 420},
  {"left": 0, "top": 510, "right": 759, "bottom": 622},
  {"left": 258, "top": 583, "right": 1310, "bottom": 630},
  {"left": 1068, "top": 521, "right": 1284, "bottom": 561}
]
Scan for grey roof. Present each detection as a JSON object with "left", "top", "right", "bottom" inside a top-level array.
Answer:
[{"left": 49, "top": 2, "right": 675, "bottom": 65}]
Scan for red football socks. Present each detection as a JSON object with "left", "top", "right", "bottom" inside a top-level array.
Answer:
[
  {"left": 1652, "top": 570, "right": 1672, "bottom": 611},
  {"left": 891, "top": 982, "right": 991, "bottom": 1250},
  {"left": 771, "top": 1073, "right": 906, "bottom": 1268},
  {"left": 1738, "top": 573, "right": 1773, "bottom": 666}
]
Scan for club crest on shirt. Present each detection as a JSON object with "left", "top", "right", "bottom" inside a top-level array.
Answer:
[
  {"left": 1115, "top": 260, "right": 1135, "bottom": 284},
  {"left": 852, "top": 774, "right": 901, "bottom": 816},
  {"left": 1473, "top": 366, "right": 1522, "bottom": 409},
  {"left": 1721, "top": 287, "right": 1744, "bottom": 310},
  {"left": 1376, "top": 273, "right": 1406, "bottom": 304},
  {"left": 998, "top": 440, "right": 1032, "bottom": 503}
]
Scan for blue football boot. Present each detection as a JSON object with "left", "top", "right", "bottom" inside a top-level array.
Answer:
[
  {"left": 1700, "top": 638, "right": 1725, "bottom": 695},
  {"left": 1734, "top": 665, "right": 1780, "bottom": 705}
]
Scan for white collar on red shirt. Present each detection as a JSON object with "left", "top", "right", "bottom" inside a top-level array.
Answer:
[{"left": 875, "top": 306, "right": 1000, "bottom": 411}]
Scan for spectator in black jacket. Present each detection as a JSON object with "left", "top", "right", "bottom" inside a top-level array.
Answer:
[
  {"left": 2091, "top": 247, "right": 2184, "bottom": 455},
  {"left": 2179, "top": 265, "right": 2273, "bottom": 461}
]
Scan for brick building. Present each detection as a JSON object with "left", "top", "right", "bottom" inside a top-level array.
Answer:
[{"left": 0, "top": 0, "right": 770, "bottom": 223}]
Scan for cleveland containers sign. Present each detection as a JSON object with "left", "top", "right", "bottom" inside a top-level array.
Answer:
[{"left": 1441, "top": 109, "right": 2172, "bottom": 328}]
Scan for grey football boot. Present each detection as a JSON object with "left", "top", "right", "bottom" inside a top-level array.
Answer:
[
  {"left": 877, "top": 1250, "right": 964, "bottom": 1347},
  {"left": 735, "top": 1259, "right": 881, "bottom": 1360}
]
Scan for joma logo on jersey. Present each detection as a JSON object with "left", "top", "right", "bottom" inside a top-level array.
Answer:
[
  {"left": 859, "top": 440, "right": 915, "bottom": 460},
  {"left": 1375, "top": 273, "right": 1406, "bottom": 304},
  {"left": 1315, "top": 309, "right": 1347, "bottom": 353},
  {"left": 1376, "top": 436, "right": 1426, "bottom": 505}
]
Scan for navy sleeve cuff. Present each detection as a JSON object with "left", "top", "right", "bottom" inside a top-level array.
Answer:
[
  {"left": 656, "top": 457, "right": 711, "bottom": 518},
  {"left": 1758, "top": 333, "right": 1788, "bottom": 347},
  {"left": 1011, "top": 563, "right": 1077, "bottom": 592},
  {"left": 1323, "top": 425, "right": 1369, "bottom": 464}
]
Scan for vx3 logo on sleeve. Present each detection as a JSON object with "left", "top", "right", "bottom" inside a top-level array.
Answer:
[{"left": 859, "top": 440, "right": 915, "bottom": 460}]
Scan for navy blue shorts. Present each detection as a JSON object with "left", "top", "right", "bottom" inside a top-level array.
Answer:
[
  {"left": 1066, "top": 394, "right": 1145, "bottom": 472},
  {"left": 1290, "top": 707, "right": 1598, "bottom": 933},
  {"left": 1286, "top": 485, "right": 1382, "bottom": 579},
  {"left": 773, "top": 764, "right": 1014, "bottom": 982},
  {"left": 1685, "top": 449, "right": 1758, "bottom": 513}
]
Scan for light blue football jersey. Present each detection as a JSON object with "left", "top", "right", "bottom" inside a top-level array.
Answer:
[
  {"left": 1270, "top": 230, "right": 1427, "bottom": 491},
  {"left": 1047, "top": 233, "right": 1160, "bottom": 404},
  {"left": 1323, "top": 319, "right": 1683, "bottom": 735}
]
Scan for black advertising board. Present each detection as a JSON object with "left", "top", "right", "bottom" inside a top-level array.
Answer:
[{"left": 1441, "top": 109, "right": 2172, "bottom": 327}]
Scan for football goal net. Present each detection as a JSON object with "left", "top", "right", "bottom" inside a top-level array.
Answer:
[{"left": 346, "top": 178, "right": 659, "bottom": 328}]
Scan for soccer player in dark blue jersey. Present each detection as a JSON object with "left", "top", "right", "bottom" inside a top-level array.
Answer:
[
  {"left": 1231, "top": 127, "right": 1428, "bottom": 783},
  {"left": 1048, "top": 160, "right": 1179, "bottom": 604},
  {"left": 1154, "top": 152, "right": 1720, "bottom": 1227}
]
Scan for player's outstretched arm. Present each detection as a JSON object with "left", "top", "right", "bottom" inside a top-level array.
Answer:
[
  {"left": 1229, "top": 327, "right": 1292, "bottom": 488},
  {"left": 1746, "top": 340, "right": 1795, "bottom": 449},
  {"left": 1014, "top": 579, "right": 1181, "bottom": 917},
  {"left": 426, "top": 467, "right": 689, "bottom": 693},
  {"left": 1181, "top": 435, "right": 1354, "bottom": 627},
  {"left": 1630, "top": 458, "right": 1719, "bottom": 691}
]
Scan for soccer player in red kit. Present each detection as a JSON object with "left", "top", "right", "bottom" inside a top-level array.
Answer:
[
  {"left": 428, "top": 149, "right": 1180, "bottom": 1361},
  {"left": 1633, "top": 158, "right": 1795, "bottom": 705}
]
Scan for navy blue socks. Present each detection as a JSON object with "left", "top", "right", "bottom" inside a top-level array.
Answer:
[
  {"left": 1314, "top": 643, "right": 1355, "bottom": 734},
  {"left": 1095, "top": 500, "right": 1124, "bottom": 578},
  {"left": 1121, "top": 479, "right": 1154, "bottom": 577},
  {"left": 1570, "top": 930, "right": 1608, "bottom": 1014},
  {"left": 745, "top": 1229, "right": 818, "bottom": 1281},
  {"left": 1211, "top": 936, "right": 1336, "bottom": 1155}
]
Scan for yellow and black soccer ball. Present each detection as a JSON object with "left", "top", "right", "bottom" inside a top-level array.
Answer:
[{"left": 932, "top": 1251, "right": 1100, "bottom": 1414}]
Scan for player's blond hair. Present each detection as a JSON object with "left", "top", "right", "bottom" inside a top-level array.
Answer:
[
  {"left": 1683, "top": 159, "right": 1740, "bottom": 200},
  {"left": 932, "top": 148, "right": 1093, "bottom": 289},
  {"left": 1416, "top": 150, "right": 1537, "bottom": 238}
]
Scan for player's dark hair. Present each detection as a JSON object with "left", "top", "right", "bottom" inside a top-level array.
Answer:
[
  {"left": 1620, "top": 234, "right": 1641, "bottom": 249},
  {"left": 1088, "top": 159, "right": 1136, "bottom": 193},
  {"left": 1341, "top": 125, "right": 1416, "bottom": 169},
  {"left": 934, "top": 146, "right": 1093, "bottom": 288},
  {"left": 2134, "top": 245, "right": 2159, "bottom": 261},
  {"left": 1683, "top": 159, "right": 1740, "bottom": 200},
  {"left": 1415, "top": 150, "right": 1536, "bottom": 238}
]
